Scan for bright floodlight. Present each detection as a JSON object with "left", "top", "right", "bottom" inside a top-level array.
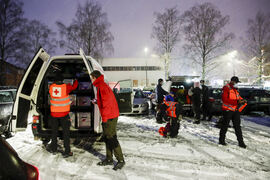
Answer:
[{"left": 144, "top": 47, "right": 148, "bottom": 53}]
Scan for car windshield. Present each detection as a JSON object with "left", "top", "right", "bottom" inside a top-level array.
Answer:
[
  {"left": 0, "top": 91, "right": 13, "bottom": 103},
  {"left": 134, "top": 90, "right": 146, "bottom": 98},
  {"left": 239, "top": 89, "right": 270, "bottom": 98}
]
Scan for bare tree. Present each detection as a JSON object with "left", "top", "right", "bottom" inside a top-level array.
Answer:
[
  {"left": 243, "top": 11, "right": 270, "bottom": 84},
  {"left": 56, "top": 0, "right": 114, "bottom": 59},
  {"left": 14, "top": 19, "right": 57, "bottom": 67},
  {"left": 152, "top": 6, "right": 181, "bottom": 79},
  {"left": 0, "top": 0, "right": 24, "bottom": 85},
  {"left": 181, "top": 2, "right": 234, "bottom": 80}
]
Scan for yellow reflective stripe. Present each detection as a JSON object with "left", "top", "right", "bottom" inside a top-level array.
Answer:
[
  {"left": 51, "top": 101, "right": 72, "bottom": 107},
  {"left": 223, "top": 104, "right": 236, "bottom": 111},
  {"left": 50, "top": 96, "right": 70, "bottom": 101}
]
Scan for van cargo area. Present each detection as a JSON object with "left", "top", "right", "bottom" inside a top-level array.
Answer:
[{"left": 36, "top": 59, "right": 95, "bottom": 138}]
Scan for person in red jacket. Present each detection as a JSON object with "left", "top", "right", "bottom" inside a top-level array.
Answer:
[
  {"left": 219, "top": 76, "right": 247, "bottom": 148},
  {"left": 47, "top": 72, "right": 78, "bottom": 157},
  {"left": 90, "top": 70, "right": 125, "bottom": 170}
]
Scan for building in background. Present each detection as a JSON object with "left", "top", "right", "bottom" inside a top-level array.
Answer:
[
  {"left": 0, "top": 60, "right": 24, "bottom": 87},
  {"left": 101, "top": 57, "right": 165, "bottom": 88}
]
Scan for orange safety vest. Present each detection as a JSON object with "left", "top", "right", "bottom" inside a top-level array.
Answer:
[
  {"left": 222, "top": 84, "right": 247, "bottom": 112},
  {"left": 164, "top": 101, "right": 177, "bottom": 118},
  {"left": 49, "top": 84, "right": 71, "bottom": 113}
]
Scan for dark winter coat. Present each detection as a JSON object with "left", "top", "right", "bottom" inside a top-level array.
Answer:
[
  {"left": 156, "top": 84, "right": 168, "bottom": 104},
  {"left": 201, "top": 85, "right": 209, "bottom": 105},
  {"left": 93, "top": 75, "right": 119, "bottom": 123},
  {"left": 191, "top": 87, "right": 202, "bottom": 106}
]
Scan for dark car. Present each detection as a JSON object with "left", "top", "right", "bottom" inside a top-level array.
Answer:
[
  {"left": 0, "top": 136, "right": 40, "bottom": 180},
  {"left": 208, "top": 88, "right": 223, "bottom": 114},
  {"left": 208, "top": 87, "right": 270, "bottom": 115},
  {"left": 0, "top": 86, "right": 17, "bottom": 136},
  {"left": 239, "top": 88, "right": 270, "bottom": 115}
]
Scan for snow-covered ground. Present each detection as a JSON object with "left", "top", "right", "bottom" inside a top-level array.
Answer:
[{"left": 7, "top": 115, "right": 270, "bottom": 180}]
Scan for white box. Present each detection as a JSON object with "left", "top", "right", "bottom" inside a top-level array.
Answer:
[
  {"left": 79, "top": 82, "right": 91, "bottom": 90},
  {"left": 77, "top": 96, "right": 91, "bottom": 106},
  {"left": 77, "top": 112, "right": 91, "bottom": 128}
]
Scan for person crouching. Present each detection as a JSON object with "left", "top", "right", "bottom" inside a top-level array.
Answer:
[{"left": 158, "top": 95, "right": 182, "bottom": 138}]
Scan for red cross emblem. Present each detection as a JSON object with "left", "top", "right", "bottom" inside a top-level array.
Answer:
[{"left": 52, "top": 87, "right": 61, "bottom": 97}]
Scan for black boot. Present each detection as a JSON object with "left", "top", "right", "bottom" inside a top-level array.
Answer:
[
  {"left": 97, "top": 159, "right": 113, "bottom": 166},
  {"left": 113, "top": 161, "right": 125, "bottom": 170},
  {"left": 219, "top": 141, "right": 227, "bottom": 146},
  {"left": 239, "top": 142, "right": 247, "bottom": 149}
]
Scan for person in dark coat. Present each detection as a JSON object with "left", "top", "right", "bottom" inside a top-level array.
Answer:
[
  {"left": 90, "top": 70, "right": 125, "bottom": 170},
  {"left": 200, "top": 80, "right": 212, "bottom": 121},
  {"left": 155, "top": 78, "right": 168, "bottom": 123},
  {"left": 190, "top": 82, "right": 202, "bottom": 124}
]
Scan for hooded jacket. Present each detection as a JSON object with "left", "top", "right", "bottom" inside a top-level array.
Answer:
[{"left": 93, "top": 75, "right": 119, "bottom": 123}]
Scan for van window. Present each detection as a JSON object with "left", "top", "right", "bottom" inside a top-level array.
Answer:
[
  {"left": 0, "top": 91, "right": 13, "bottom": 103},
  {"left": 21, "top": 57, "right": 44, "bottom": 96}
]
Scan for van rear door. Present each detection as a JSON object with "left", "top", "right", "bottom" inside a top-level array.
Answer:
[
  {"left": 11, "top": 48, "right": 50, "bottom": 131},
  {"left": 113, "top": 80, "right": 133, "bottom": 113}
]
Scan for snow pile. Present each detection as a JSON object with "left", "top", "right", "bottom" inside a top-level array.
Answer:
[{"left": 7, "top": 115, "right": 270, "bottom": 180}]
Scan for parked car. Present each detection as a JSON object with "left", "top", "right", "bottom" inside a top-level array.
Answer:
[
  {"left": 208, "top": 88, "right": 223, "bottom": 114},
  {"left": 132, "top": 89, "right": 149, "bottom": 114},
  {"left": 0, "top": 86, "right": 17, "bottom": 137},
  {"left": 11, "top": 48, "right": 132, "bottom": 145},
  {"left": 208, "top": 87, "right": 270, "bottom": 115},
  {"left": 239, "top": 88, "right": 270, "bottom": 115},
  {"left": 0, "top": 136, "right": 40, "bottom": 179}
]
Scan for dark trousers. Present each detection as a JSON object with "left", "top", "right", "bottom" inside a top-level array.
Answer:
[
  {"left": 192, "top": 104, "right": 201, "bottom": 120},
  {"left": 219, "top": 111, "right": 244, "bottom": 144},
  {"left": 50, "top": 115, "right": 71, "bottom": 153},
  {"left": 102, "top": 118, "right": 124, "bottom": 162},
  {"left": 202, "top": 102, "right": 212, "bottom": 120}
]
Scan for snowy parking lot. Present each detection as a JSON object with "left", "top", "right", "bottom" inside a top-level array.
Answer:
[{"left": 7, "top": 115, "right": 270, "bottom": 180}]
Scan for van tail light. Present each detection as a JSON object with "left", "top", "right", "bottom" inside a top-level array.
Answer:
[
  {"left": 209, "top": 97, "right": 215, "bottom": 102},
  {"left": 33, "top": 116, "right": 39, "bottom": 124},
  {"left": 25, "top": 162, "right": 40, "bottom": 180}
]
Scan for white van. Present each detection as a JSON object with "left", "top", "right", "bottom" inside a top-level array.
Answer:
[{"left": 10, "top": 48, "right": 133, "bottom": 144}]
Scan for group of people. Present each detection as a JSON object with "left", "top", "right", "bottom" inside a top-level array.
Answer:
[
  {"left": 155, "top": 76, "right": 248, "bottom": 149},
  {"left": 188, "top": 79, "right": 212, "bottom": 124},
  {"left": 46, "top": 70, "right": 125, "bottom": 170}
]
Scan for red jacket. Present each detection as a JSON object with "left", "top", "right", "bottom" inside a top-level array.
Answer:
[
  {"left": 50, "top": 80, "right": 78, "bottom": 117},
  {"left": 222, "top": 83, "right": 245, "bottom": 111},
  {"left": 93, "top": 75, "right": 119, "bottom": 123}
]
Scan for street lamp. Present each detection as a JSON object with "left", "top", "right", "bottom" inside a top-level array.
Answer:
[{"left": 144, "top": 47, "right": 148, "bottom": 87}]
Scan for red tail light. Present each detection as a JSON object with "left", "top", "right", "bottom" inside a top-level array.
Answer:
[
  {"left": 209, "top": 97, "right": 215, "bottom": 102},
  {"left": 25, "top": 162, "right": 40, "bottom": 180},
  {"left": 32, "top": 116, "right": 39, "bottom": 124}
]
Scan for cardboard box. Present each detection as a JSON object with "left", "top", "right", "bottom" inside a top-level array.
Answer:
[
  {"left": 69, "top": 112, "right": 76, "bottom": 128},
  {"left": 77, "top": 112, "right": 91, "bottom": 128},
  {"left": 79, "top": 82, "right": 91, "bottom": 90},
  {"left": 77, "top": 96, "right": 91, "bottom": 106},
  {"left": 69, "top": 94, "right": 76, "bottom": 106}
]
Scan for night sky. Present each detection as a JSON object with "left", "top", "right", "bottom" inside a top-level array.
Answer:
[{"left": 22, "top": 0, "right": 270, "bottom": 58}]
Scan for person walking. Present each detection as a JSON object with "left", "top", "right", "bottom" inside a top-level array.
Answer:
[
  {"left": 219, "top": 76, "right": 247, "bottom": 148},
  {"left": 47, "top": 73, "right": 78, "bottom": 158},
  {"left": 200, "top": 80, "right": 212, "bottom": 121},
  {"left": 189, "top": 82, "right": 202, "bottom": 124},
  {"left": 90, "top": 70, "right": 125, "bottom": 170}
]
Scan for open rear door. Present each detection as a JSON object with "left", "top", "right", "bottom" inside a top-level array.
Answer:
[
  {"left": 113, "top": 79, "right": 133, "bottom": 113},
  {"left": 11, "top": 48, "right": 49, "bottom": 131},
  {"left": 79, "top": 48, "right": 102, "bottom": 133}
]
